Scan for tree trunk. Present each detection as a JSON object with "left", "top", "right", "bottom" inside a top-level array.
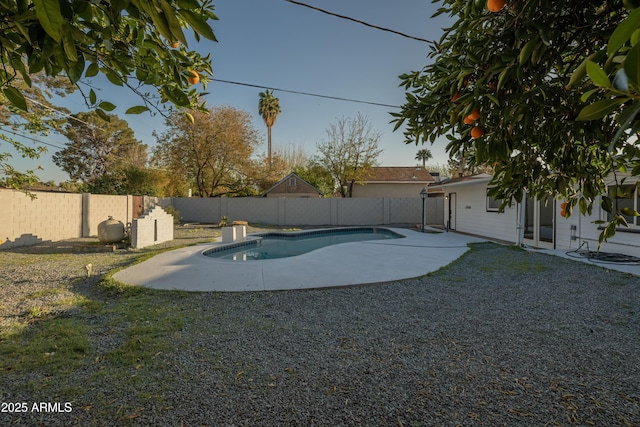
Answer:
[{"left": 267, "top": 125, "right": 272, "bottom": 169}]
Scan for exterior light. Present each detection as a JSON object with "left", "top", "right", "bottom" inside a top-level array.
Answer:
[{"left": 420, "top": 188, "right": 428, "bottom": 232}]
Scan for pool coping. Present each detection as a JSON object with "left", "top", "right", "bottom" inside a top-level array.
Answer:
[
  {"left": 202, "top": 226, "right": 404, "bottom": 259},
  {"left": 113, "top": 227, "right": 487, "bottom": 292}
]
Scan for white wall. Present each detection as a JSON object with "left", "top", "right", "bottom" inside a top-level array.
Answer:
[
  {"left": 444, "top": 183, "right": 519, "bottom": 243},
  {"left": 445, "top": 181, "right": 640, "bottom": 258},
  {"left": 556, "top": 197, "right": 640, "bottom": 257}
]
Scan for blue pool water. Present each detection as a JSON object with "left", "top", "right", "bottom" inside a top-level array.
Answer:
[{"left": 203, "top": 227, "right": 404, "bottom": 261}]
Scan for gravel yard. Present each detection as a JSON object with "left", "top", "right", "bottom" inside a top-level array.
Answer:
[{"left": 1, "top": 225, "right": 639, "bottom": 426}]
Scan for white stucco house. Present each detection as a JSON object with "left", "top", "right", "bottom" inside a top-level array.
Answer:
[{"left": 430, "top": 173, "right": 640, "bottom": 258}]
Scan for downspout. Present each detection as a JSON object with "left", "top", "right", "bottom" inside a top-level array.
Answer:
[
  {"left": 553, "top": 198, "right": 557, "bottom": 250},
  {"left": 516, "top": 192, "right": 526, "bottom": 246}
]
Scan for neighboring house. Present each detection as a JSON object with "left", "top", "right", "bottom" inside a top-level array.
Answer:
[
  {"left": 430, "top": 172, "right": 640, "bottom": 257},
  {"left": 262, "top": 173, "right": 323, "bottom": 198},
  {"left": 351, "top": 166, "right": 436, "bottom": 198}
]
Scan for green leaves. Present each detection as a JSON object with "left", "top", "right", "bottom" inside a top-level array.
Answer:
[
  {"left": 133, "top": 0, "right": 188, "bottom": 45},
  {"left": 624, "top": 41, "right": 640, "bottom": 87},
  {"left": 162, "top": 86, "right": 191, "bottom": 107},
  {"left": 608, "top": 5, "right": 640, "bottom": 56},
  {"left": 33, "top": 0, "right": 63, "bottom": 43},
  {"left": 3, "top": 87, "right": 28, "bottom": 111},
  {"left": 519, "top": 36, "right": 540, "bottom": 65},
  {"left": 586, "top": 61, "right": 610, "bottom": 87},
  {"left": 85, "top": 63, "right": 100, "bottom": 78},
  {"left": 125, "top": 106, "right": 150, "bottom": 114},
  {"left": 179, "top": 9, "right": 218, "bottom": 42},
  {"left": 394, "top": 0, "right": 639, "bottom": 245},
  {"left": 621, "top": 207, "right": 640, "bottom": 216},
  {"left": 576, "top": 98, "right": 627, "bottom": 121},
  {"left": 99, "top": 101, "right": 117, "bottom": 112},
  {"left": 577, "top": 5, "right": 640, "bottom": 160},
  {"left": 0, "top": 0, "right": 217, "bottom": 116}
]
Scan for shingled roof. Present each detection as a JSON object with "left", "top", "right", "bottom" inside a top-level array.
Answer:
[
  {"left": 364, "top": 167, "right": 435, "bottom": 183},
  {"left": 429, "top": 173, "right": 492, "bottom": 188}
]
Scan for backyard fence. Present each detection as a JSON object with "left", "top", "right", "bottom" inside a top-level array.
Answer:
[
  {"left": 163, "top": 196, "right": 444, "bottom": 227},
  {"left": 0, "top": 190, "right": 135, "bottom": 249},
  {"left": 0, "top": 188, "right": 443, "bottom": 249}
]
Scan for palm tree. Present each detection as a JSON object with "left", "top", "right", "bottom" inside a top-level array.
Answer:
[
  {"left": 258, "top": 89, "right": 281, "bottom": 168},
  {"left": 415, "top": 148, "right": 433, "bottom": 169}
]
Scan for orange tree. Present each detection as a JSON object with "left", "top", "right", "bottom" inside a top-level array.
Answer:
[
  {"left": 392, "top": 0, "right": 640, "bottom": 243},
  {"left": 0, "top": 0, "right": 217, "bottom": 187}
]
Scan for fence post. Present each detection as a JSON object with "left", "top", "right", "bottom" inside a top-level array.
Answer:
[
  {"left": 81, "top": 193, "right": 90, "bottom": 237},
  {"left": 383, "top": 198, "right": 390, "bottom": 225}
]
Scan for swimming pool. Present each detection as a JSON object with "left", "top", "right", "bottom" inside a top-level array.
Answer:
[{"left": 203, "top": 227, "right": 404, "bottom": 261}]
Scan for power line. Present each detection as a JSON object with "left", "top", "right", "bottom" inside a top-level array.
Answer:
[
  {"left": 25, "top": 96, "right": 95, "bottom": 128},
  {"left": 284, "top": 0, "right": 432, "bottom": 44},
  {"left": 212, "top": 78, "right": 401, "bottom": 109},
  {"left": 0, "top": 127, "right": 66, "bottom": 151},
  {"left": 0, "top": 126, "right": 168, "bottom": 174}
]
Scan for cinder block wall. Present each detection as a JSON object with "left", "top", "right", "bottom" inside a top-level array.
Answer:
[
  {"left": 86, "top": 194, "right": 133, "bottom": 237},
  {"left": 0, "top": 190, "right": 13, "bottom": 246},
  {"left": 131, "top": 206, "right": 174, "bottom": 249},
  {"left": 1, "top": 189, "right": 443, "bottom": 249},
  {"left": 0, "top": 190, "right": 83, "bottom": 248},
  {"left": 167, "top": 197, "right": 443, "bottom": 227}
]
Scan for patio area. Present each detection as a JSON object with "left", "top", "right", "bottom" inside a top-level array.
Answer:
[{"left": 113, "top": 227, "right": 486, "bottom": 292}]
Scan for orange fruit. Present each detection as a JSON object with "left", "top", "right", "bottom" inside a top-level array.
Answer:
[
  {"left": 451, "top": 92, "right": 461, "bottom": 102},
  {"left": 488, "top": 0, "right": 506, "bottom": 12},
  {"left": 471, "top": 126, "right": 484, "bottom": 139},
  {"left": 463, "top": 116, "right": 475, "bottom": 124},
  {"left": 187, "top": 70, "right": 199, "bottom": 85},
  {"left": 468, "top": 108, "right": 481, "bottom": 120},
  {"left": 560, "top": 202, "right": 567, "bottom": 209},
  {"left": 170, "top": 41, "right": 179, "bottom": 48}
]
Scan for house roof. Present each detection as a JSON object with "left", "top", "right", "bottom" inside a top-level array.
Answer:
[
  {"left": 364, "top": 167, "right": 435, "bottom": 183},
  {"left": 430, "top": 173, "right": 492, "bottom": 189},
  {"left": 261, "top": 172, "right": 323, "bottom": 196}
]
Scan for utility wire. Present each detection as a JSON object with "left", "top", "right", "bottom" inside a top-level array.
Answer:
[
  {"left": 1, "top": 126, "right": 68, "bottom": 151},
  {"left": 0, "top": 126, "right": 168, "bottom": 173},
  {"left": 25, "top": 96, "right": 95, "bottom": 128},
  {"left": 284, "top": 0, "right": 432, "bottom": 44},
  {"left": 212, "top": 78, "right": 401, "bottom": 109}
]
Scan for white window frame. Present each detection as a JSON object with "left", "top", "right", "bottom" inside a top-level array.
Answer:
[
  {"left": 605, "top": 182, "right": 640, "bottom": 228},
  {"left": 486, "top": 190, "right": 501, "bottom": 212}
]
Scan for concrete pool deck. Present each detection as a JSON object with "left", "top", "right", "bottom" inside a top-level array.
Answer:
[{"left": 113, "top": 227, "right": 487, "bottom": 292}]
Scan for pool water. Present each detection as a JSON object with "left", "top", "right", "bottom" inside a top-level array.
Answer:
[{"left": 203, "top": 227, "right": 403, "bottom": 261}]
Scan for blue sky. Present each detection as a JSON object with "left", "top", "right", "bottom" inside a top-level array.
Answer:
[{"left": 6, "top": 0, "right": 454, "bottom": 183}]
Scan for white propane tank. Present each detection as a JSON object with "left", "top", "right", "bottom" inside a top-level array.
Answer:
[{"left": 97, "top": 216, "right": 125, "bottom": 244}]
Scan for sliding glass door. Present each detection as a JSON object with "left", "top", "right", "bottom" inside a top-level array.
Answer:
[{"left": 523, "top": 195, "right": 554, "bottom": 248}]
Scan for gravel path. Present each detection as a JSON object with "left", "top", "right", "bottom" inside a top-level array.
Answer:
[{"left": 1, "top": 227, "right": 639, "bottom": 426}]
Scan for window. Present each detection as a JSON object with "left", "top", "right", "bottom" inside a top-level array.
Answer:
[
  {"left": 486, "top": 190, "right": 501, "bottom": 212},
  {"left": 288, "top": 177, "right": 297, "bottom": 187},
  {"left": 606, "top": 183, "right": 640, "bottom": 226}
]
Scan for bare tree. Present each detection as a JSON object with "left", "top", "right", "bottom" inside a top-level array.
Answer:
[{"left": 316, "top": 114, "right": 382, "bottom": 197}]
